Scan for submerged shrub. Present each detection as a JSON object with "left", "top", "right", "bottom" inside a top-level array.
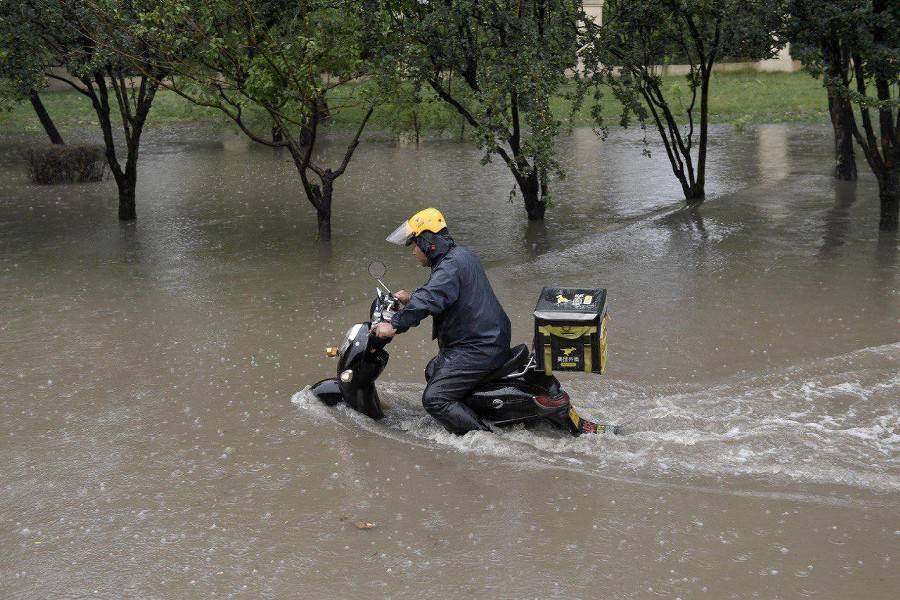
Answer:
[
  {"left": 732, "top": 115, "right": 752, "bottom": 133},
  {"left": 25, "top": 144, "right": 106, "bottom": 184}
]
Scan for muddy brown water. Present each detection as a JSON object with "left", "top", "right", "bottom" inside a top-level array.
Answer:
[{"left": 1, "top": 124, "right": 897, "bottom": 599}]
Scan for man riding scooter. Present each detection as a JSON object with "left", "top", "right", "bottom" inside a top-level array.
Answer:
[{"left": 372, "top": 208, "right": 512, "bottom": 435}]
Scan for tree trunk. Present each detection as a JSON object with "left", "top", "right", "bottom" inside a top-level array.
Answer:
[
  {"left": 29, "top": 90, "right": 64, "bottom": 145},
  {"left": 822, "top": 39, "right": 857, "bottom": 181},
  {"left": 693, "top": 69, "right": 710, "bottom": 206},
  {"left": 870, "top": 0, "right": 896, "bottom": 232},
  {"left": 298, "top": 122, "right": 313, "bottom": 147},
  {"left": 828, "top": 89, "right": 858, "bottom": 181},
  {"left": 519, "top": 170, "right": 546, "bottom": 220},
  {"left": 118, "top": 144, "right": 140, "bottom": 221},
  {"left": 296, "top": 95, "right": 331, "bottom": 144},
  {"left": 316, "top": 94, "right": 331, "bottom": 123},
  {"left": 316, "top": 176, "right": 334, "bottom": 241},
  {"left": 685, "top": 183, "right": 705, "bottom": 206},
  {"left": 317, "top": 211, "right": 331, "bottom": 241},
  {"left": 118, "top": 176, "right": 137, "bottom": 220},
  {"left": 316, "top": 211, "right": 331, "bottom": 241},
  {"left": 878, "top": 168, "right": 899, "bottom": 232}
]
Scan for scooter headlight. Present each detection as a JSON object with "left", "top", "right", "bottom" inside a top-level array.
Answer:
[{"left": 340, "top": 369, "right": 353, "bottom": 383}]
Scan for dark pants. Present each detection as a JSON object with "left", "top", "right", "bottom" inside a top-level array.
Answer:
[{"left": 423, "top": 356, "right": 492, "bottom": 435}]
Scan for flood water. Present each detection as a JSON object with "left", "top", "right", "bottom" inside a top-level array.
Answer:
[{"left": 1, "top": 123, "right": 897, "bottom": 599}]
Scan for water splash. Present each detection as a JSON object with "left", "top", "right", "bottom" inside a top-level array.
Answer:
[{"left": 293, "top": 343, "right": 900, "bottom": 495}]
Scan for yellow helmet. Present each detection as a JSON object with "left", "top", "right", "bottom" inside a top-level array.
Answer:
[{"left": 386, "top": 208, "right": 447, "bottom": 246}]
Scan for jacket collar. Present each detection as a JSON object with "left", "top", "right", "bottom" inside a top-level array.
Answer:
[
  {"left": 429, "top": 234, "right": 455, "bottom": 268},
  {"left": 416, "top": 233, "right": 455, "bottom": 268}
]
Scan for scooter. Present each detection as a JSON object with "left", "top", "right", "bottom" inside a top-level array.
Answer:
[{"left": 309, "top": 262, "right": 620, "bottom": 436}]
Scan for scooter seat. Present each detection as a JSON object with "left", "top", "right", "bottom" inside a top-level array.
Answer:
[{"left": 482, "top": 344, "right": 531, "bottom": 382}]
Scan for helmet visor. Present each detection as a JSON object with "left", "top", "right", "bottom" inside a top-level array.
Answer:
[{"left": 386, "top": 221, "right": 414, "bottom": 246}]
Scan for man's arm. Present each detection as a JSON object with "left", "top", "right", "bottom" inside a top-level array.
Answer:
[{"left": 390, "top": 260, "right": 459, "bottom": 334}]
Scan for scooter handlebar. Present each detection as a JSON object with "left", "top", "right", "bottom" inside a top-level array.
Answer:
[{"left": 369, "top": 294, "right": 401, "bottom": 331}]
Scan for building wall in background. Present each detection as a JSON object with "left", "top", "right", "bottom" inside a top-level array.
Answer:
[{"left": 581, "top": 0, "right": 799, "bottom": 73}]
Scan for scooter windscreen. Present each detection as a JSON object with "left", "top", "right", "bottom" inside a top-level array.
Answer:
[{"left": 339, "top": 324, "right": 366, "bottom": 358}]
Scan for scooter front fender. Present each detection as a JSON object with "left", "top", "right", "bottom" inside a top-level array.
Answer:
[
  {"left": 310, "top": 378, "right": 385, "bottom": 420},
  {"left": 344, "top": 383, "right": 384, "bottom": 420},
  {"left": 310, "top": 378, "right": 343, "bottom": 406}
]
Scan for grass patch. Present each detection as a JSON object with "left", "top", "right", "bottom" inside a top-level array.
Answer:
[
  {"left": 702, "top": 70, "right": 828, "bottom": 123},
  {"left": 0, "top": 88, "right": 226, "bottom": 136},
  {"left": 0, "top": 71, "right": 829, "bottom": 141},
  {"left": 552, "top": 70, "right": 829, "bottom": 127}
]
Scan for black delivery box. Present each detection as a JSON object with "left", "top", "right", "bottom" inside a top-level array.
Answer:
[{"left": 533, "top": 286, "right": 608, "bottom": 374}]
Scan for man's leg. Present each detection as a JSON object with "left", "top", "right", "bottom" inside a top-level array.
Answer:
[
  {"left": 422, "top": 368, "right": 491, "bottom": 435},
  {"left": 424, "top": 355, "right": 441, "bottom": 384}
]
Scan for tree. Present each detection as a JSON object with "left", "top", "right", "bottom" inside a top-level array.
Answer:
[
  {"left": 583, "top": 0, "right": 785, "bottom": 204},
  {"left": 0, "top": 0, "right": 64, "bottom": 144},
  {"left": 788, "top": 0, "right": 898, "bottom": 231},
  {"left": 378, "top": 81, "right": 465, "bottom": 145},
  {"left": 786, "top": 2, "right": 859, "bottom": 181},
  {"left": 25, "top": 90, "right": 66, "bottom": 146},
  {"left": 2, "top": 1, "right": 168, "bottom": 220},
  {"left": 117, "top": 0, "right": 380, "bottom": 241},
  {"left": 381, "top": 0, "right": 587, "bottom": 220}
]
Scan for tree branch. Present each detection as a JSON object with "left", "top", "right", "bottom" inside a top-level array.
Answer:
[
  {"left": 109, "top": 73, "right": 133, "bottom": 146},
  {"left": 509, "top": 90, "right": 522, "bottom": 156},
  {"left": 333, "top": 105, "right": 374, "bottom": 177},
  {"left": 428, "top": 75, "right": 480, "bottom": 129},
  {"left": 640, "top": 86, "right": 689, "bottom": 194},
  {"left": 851, "top": 53, "right": 882, "bottom": 168},
  {"left": 44, "top": 72, "right": 93, "bottom": 98}
]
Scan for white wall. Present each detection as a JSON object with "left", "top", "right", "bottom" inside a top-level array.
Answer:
[{"left": 581, "top": 0, "right": 799, "bottom": 73}]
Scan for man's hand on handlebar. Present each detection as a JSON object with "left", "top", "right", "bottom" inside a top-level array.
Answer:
[
  {"left": 394, "top": 290, "right": 411, "bottom": 305},
  {"left": 373, "top": 321, "right": 397, "bottom": 339}
]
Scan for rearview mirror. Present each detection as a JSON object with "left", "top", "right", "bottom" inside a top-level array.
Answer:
[{"left": 367, "top": 261, "right": 386, "bottom": 280}]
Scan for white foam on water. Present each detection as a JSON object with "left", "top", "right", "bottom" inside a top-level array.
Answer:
[
  {"left": 508, "top": 203, "right": 740, "bottom": 279},
  {"left": 292, "top": 343, "right": 900, "bottom": 495}
]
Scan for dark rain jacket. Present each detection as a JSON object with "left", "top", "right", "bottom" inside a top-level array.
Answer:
[{"left": 391, "top": 234, "right": 511, "bottom": 372}]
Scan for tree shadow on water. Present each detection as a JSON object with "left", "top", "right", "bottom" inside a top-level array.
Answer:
[
  {"left": 816, "top": 181, "right": 896, "bottom": 269},
  {"left": 657, "top": 206, "right": 708, "bottom": 242},
  {"left": 818, "top": 180, "right": 857, "bottom": 259},
  {"left": 523, "top": 219, "right": 552, "bottom": 258},
  {"left": 316, "top": 240, "right": 334, "bottom": 277},
  {"left": 875, "top": 230, "right": 897, "bottom": 269}
]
